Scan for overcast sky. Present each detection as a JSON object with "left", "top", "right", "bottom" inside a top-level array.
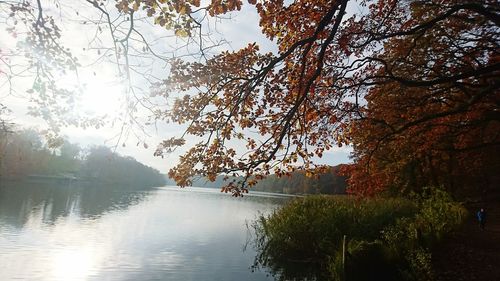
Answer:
[{"left": 0, "top": 1, "right": 351, "bottom": 173}]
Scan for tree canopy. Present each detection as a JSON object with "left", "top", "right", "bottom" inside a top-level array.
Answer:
[{"left": 1, "top": 0, "right": 498, "bottom": 196}]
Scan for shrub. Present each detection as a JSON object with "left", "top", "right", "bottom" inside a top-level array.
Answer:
[
  {"left": 251, "top": 195, "right": 416, "bottom": 280},
  {"left": 251, "top": 187, "right": 466, "bottom": 281},
  {"left": 382, "top": 187, "right": 467, "bottom": 281}
]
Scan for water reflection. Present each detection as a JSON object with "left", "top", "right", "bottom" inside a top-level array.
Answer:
[
  {"left": 0, "top": 182, "right": 150, "bottom": 227},
  {"left": 0, "top": 183, "right": 285, "bottom": 281}
]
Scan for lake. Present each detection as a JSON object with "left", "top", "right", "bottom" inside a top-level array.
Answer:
[{"left": 0, "top": 183, "right": 292, "bottom": 281}]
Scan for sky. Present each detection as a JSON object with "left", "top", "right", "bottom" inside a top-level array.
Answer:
[{"left": 0, "top": 0, "right": 352, "bottom": 173}]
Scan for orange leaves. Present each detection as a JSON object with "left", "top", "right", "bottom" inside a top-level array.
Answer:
[
  {"left": 338, "top": 33, "right": 351, "bottom": 56},
  {"left": 333, "top": 0, "right": 500, "bottom": 196},
  {"left": 305, "top": 107, "right": 319, "bottom": 122},
  {"left": 115, "top": 0, "right": 129, "bottom": 13},
  {"left": 151, "top": 0, "right": 499, "bottom": 197},
  {"left": 208, "top": 0, "right": 243, "bottom": 16}
]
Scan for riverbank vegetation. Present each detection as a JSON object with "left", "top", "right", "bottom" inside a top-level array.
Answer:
[
  {"left": 0, "top": 129, "right": 165, "bottom": 187},
  {"left": 251, "top": 188, "right": 466, "bottom": 281}
]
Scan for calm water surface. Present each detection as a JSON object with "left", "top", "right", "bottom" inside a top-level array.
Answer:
[{"left": 0, "top": 183, "right": 290, "bottom": 281}]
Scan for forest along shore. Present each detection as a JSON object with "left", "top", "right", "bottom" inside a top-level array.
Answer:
[{"left": 433, "top": 202, "right": 500, "bottom": 281}]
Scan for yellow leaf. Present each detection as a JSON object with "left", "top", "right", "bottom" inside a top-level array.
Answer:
[
  {"left": 179, "top": 5, "right": 189, "bottom": 15},
  {"left": 133, "top": 2, "right": 139, "bottom": 11},
  {"left": 175, "top": 29, "right": 189, "bottom": 37}
]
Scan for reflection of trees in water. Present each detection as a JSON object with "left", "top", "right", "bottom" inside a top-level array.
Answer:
[
  {"left": 244, "top": 198, "right": 322, "bottom": 281},
  {"left": 78, "top": 185, "right": 152, "bottom": 219},
  {"left": 0, "top": 182, "right": 153, "bottom": 228},
  {"left": 250, "top": 240, "right": 325, "bottom": 281}
]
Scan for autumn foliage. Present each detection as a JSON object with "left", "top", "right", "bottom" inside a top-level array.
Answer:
[
  {"left": 2, "top": 0, "right": 498, "bottom": 197},
  {"left": 342, "top": 1, "right": 500, "bottom": 196},
  {"left": 149, "top": 0, "right": 500, "bottom": 196}
]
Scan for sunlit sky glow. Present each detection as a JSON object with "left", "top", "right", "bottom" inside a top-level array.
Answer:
[{"left": 0, "top": 1, "right": 352, "bottom": 173}]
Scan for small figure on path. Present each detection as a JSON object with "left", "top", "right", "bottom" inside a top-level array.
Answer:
[{"left": 477, "top": 208, "right": 486, "bottom": 230}]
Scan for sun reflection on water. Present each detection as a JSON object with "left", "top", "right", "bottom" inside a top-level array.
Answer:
[{"left": 50, "top": 247, "right": 97, "bottom": 281}]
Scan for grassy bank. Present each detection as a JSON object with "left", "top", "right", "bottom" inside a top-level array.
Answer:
[{"left": 251, "top": 188, "right": 466, "bottom": 281}]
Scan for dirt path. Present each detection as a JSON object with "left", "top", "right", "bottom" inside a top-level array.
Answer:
[{"left": 433, "top": 202, "right": 500, "bottom": 281}]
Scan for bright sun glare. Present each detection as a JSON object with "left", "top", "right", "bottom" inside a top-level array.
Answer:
[
  {"left": 79, "top": 77, "right": 124, "bottom": 117},
  {"left": 51, "top": 248, "right": 96, "bottom": 281}
]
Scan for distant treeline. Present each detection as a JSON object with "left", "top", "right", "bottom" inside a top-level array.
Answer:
[
  {"left": 0, "top": 129, "right": 165, "bottom": 188},
  {"left": 166, "top": 166, "right": 347, "bottom": 195}
]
